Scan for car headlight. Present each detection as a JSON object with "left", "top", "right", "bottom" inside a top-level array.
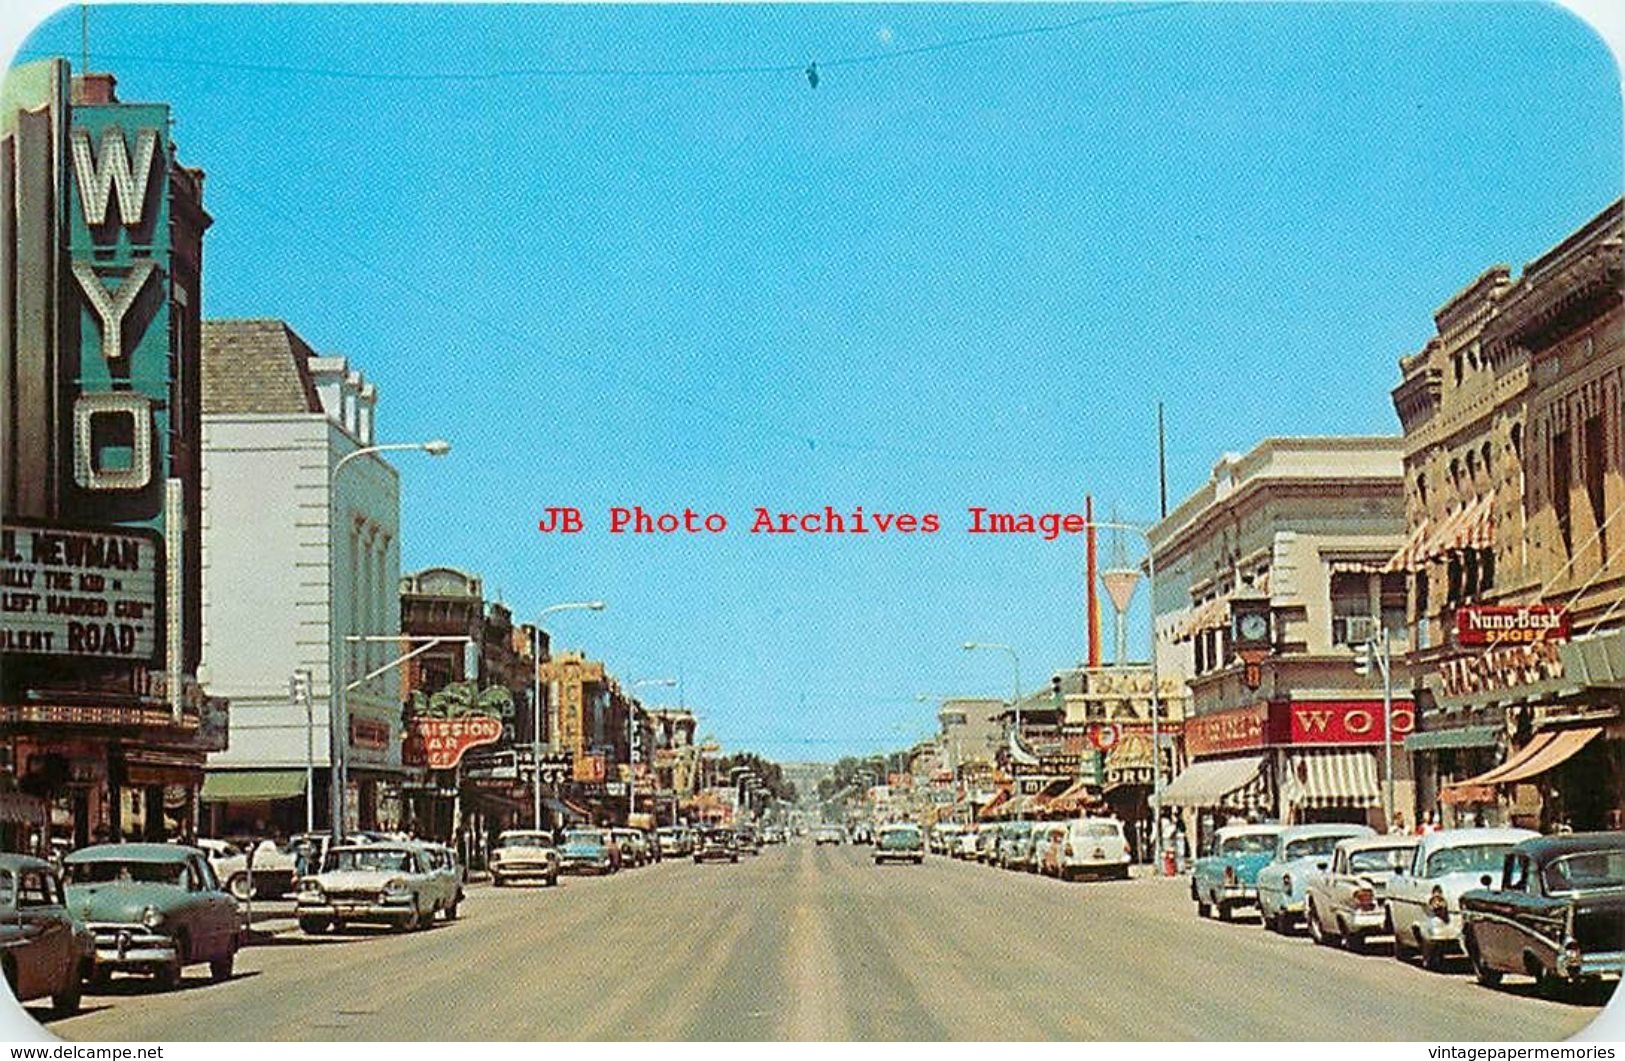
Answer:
[
  {"left": 299, "top": 878, "right": 324, "bottom": 897},
  {"left": 141, "top": 905, "right": 164, "bottom": 930},
  {"left": 382, "top": 878, "right": 410, "bottom": 897}
]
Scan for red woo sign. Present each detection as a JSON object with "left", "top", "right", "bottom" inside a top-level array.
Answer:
[{"left": 403, "top": 716, "right": 504, "bottom": 770}]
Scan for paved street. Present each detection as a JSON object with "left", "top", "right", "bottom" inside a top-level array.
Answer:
[{"left": 34, "top": 841, "right": 1612, "bottom": 1042}]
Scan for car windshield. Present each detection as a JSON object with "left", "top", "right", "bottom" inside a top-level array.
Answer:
[
  {"left": 1284, "top": 836, "right": 1345, "bottom": 861},
  {"left": 1542, "top": 850, "right": 1625, "bottom": 895},
  {"left": 324, "top": 848, "right": 415, "bottom": 873},
  {"left": 564, "top": 831, "right": 604, "bottom": 846},
  {"left": 880, "top": 830, "right": 921, "bottom": 849},
  {"left": 1425, "top": 844, "right": 1514, "bottom": 877},
  {"left": 1348, "top": 847, "right": 1413, "bottom": 874},
  {"left": 1218, "top": 833, "right": 1276, "bottom": 856},
  {"left": 65, "top": 860, "right": 187, "bottom": 886},
  {"left": 1079, "top": 823, "right": 1119, "bottom": 838},
  {"left": 498, "top": 833, "right": 552, "bottom": 849}
]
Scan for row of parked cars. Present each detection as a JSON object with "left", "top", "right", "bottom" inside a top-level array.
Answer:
[
  {"left": 931, "top": 819, "right": 1134, "bottom": 881},
  {"left": 1189, "top": 822, "right": 1624, "bottom": 996}
]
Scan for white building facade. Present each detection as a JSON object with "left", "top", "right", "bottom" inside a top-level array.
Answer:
[
  {"left": 1148, "top": 438, "right": 1413, "bottom": 845},
  {"left": 198, "top": 319, "right": 405, "bottom": 835}
]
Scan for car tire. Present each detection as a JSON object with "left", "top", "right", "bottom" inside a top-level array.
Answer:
[
  {"left": 228, "top": 873, "right": 252, "bottom": 901},
  {"left": 547, "top": 873, "right": 559, "bottom": 887},
  {"left": 492, "top": 876, "right": 506, "bottom": 888},
  {"left": 730, "top": 855, "right": 738, "bottom": 863},
  {"left": 299, "top": 916, "right": 331, "bottom": 935},
  {"left": 1465, "top": 931, "right": 1502, "bottom": 988},
  {"left": 398, "top": 904, "right": 421, "bottom": 933},
  {"left": 1216, "top": 901, "right": 1231, "bottom": 922},
  {"left": 154, "top": 957, "right": 181, "bottom": 991},
  {"left": 1306, "top": 902, "right": 1327, "bottom": 945},
  {"left": 209, "top": 948, "right": 235, "bottom": 983},
  {"left": 444, "top": 901, "right": 459, "bottom": 921},
  {"left": 693, "top": 857, "right": 702, "bottom": 864},
  {"left": 1419, "top": 935, "right": 1444, "bottom": 972},
  {"left": 51, "top": 971, "right": 83, "bottom": 1017}
]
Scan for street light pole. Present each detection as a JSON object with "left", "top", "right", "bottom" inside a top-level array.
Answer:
[
  {"left": 328, "top": 438, "right": 448, "bottom": 845},
  {"left": 530, "top": 602, "right": 607, "bottom": 831},
  {"left": 627, "top": 678, "right": 677, "bottom": 824}
]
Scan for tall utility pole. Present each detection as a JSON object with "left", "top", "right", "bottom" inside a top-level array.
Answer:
[{"left": 530, "top": 602, "right": 606, "bottom": 830}]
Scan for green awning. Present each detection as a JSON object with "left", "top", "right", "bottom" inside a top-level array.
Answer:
[
  {"left": 1404, "top": 726, "right": 1501, "bottom": 753},
  {"left": 200, "top": 770, "right": 308, "bottom": 803}
]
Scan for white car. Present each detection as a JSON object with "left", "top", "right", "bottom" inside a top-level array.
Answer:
[
  {"left": 193, "top": 838, "right": 300, "bottom": 900},
  {"left": 1385, "top": 827, "right": 1539, "bottom": 970},
  {"left": 1045, "top": 818, "right": 1133, "bottom": 881},
  {"left": 490, "top": 831, "right": 561, "bottom": 887},
  {"left": 953, "top": 830, "right": 980, "bottom": 860},
  {"left": 295, "top": 843, "right": 452, "bottom": 933},
  {"left": 1255, "top": 824, "right": 1375, "bottom": 933},
  {"left": 1304, "top": 834, "right": 1419, "bottom": 952},
  {"left": 414, "top": 842, "right": 465, "bottom": 914}
]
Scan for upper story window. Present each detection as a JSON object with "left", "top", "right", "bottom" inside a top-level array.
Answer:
[{"left": 1330, "top": 572, "right": 1369, "bottom": 647}]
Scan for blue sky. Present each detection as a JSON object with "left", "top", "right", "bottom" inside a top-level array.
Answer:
[{"left": 10, "top": 3, "right": 1622, "bottom": 762}]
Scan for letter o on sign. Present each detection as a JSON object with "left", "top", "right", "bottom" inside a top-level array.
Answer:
[
  {"left": 1391, "top": 708, "right": 1415, "bottom": 735},
  {"left": 1344, "top": 709, "right": 1374, "bottom": 736}
]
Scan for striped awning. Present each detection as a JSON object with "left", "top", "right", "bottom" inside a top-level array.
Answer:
[
  {"left": 1046, "top": 778, "right": 1098, "bottom": 815},
  {"left": 1159, "top": 755, "right": 1265, "bottom": 808},
  {"left": 1384, "top": 519, "right": 1432, "bottom": 573},
  {"left": 1441, "top": 726, "right": 1601, "bottom": 796},
  {"left": 1281, "top": 750, "right": 1380, "bottom": 810}
]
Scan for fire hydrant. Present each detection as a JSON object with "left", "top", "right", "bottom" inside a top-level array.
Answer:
[{"left": 1163, "top": 849, "right": 1177, "bottom": 877}]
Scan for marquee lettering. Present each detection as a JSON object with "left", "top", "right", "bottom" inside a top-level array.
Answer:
[{"left": 71, "top": 127, "right": 159, "bottom": 229}]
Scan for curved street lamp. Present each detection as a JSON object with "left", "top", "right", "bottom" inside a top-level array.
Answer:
[
  {"left": 329, "top": 439, "right": 450, "bottom": 843},
  {"left": 530, "top": 601, "right": 607, "bottom": 829}
]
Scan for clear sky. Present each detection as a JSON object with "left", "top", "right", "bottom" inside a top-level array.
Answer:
[{"left": 9, "top": 3, "right": 1622, "bottom": 763}]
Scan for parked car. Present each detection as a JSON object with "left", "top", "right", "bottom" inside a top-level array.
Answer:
[
  {"left": 62, "top": 843, "right": 242, "bottom": 989},
  {"left": 694, "top": 828, "right": 739, "bottom": 864},
  {"left": 1191, "top": 823, "right": 1285, "bottom": 921},
  {"left": 1304, "top": 834, "right": 1419, "bottom": 951},
  {"left": 415, "top": 842, "right": 465, "bottom": 915},
  {"left": 1461, "top": 832, "right": 1625, "bottom": 994},
  {"left": 1386, "top": 827, "right": 1539, "bottom": 970},
  {"left": 611, "top": 829, "right": 650, "bottom": 867},
  {"left": 873, "top": 824, "right": 925, "bottom": 865},
  {"left": 195, "top": 838, "right": 300, "bottom": 901},
  {"left": 813, "top": 825, "right": 845, "bottom": 846},
  {"left": 1255, "top": 824, "right": 1375, "bottom": 933},
  {"left": 954, "top": 829, "right": 980, "bottom": 860},
  {"left": 558, "top": 829, "right": 617, "bottom": 875},
  {"left": 656, "top": 827, "right": 692, "bottom": 858},
  {"left": 1043, "top": 818, "right": 1133, "bottom": 881},
  {"left": 0, "top": 853, "right": 92, "bottom": 1015},
  {"left": 295, "top": 843, "right": 449, "bottom": 933},
  {"left": 975, "top": 824, "right": 1002, "bottom": 864},
  {"left": 491, "top": 830, "right": 561, "bottom": 887}
]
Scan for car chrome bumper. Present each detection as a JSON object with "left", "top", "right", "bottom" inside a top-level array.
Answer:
[
  {"left": 297, "top": 898, "right": 415, "bottom": 923},
  {"left": 87, "top": 926, "right": 178, "bottom": 970},
  {"left": 1346, "top": 909, "right": 1387, "bottom": 932},
  {"left": 1417, "top": 917, "right": 1463, "bottom": 945},
  {"left": 1566, "top": 951, "right": 1625, "bottom": 979}
]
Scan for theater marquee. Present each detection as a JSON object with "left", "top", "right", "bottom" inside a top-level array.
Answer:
[{"left": 0, "top": 521, "right": 162, "bottom": 661}]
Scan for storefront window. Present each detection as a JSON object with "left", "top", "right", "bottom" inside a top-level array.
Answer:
[{"left": 1330, "top": 572, "right": 1368, "bottom": 645}]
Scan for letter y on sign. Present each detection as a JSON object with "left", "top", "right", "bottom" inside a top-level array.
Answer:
[{"left": 73, "top": 261, "right": 157, "bottom": 362}]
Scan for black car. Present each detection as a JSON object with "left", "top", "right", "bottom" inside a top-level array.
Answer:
[
  {"left": 693, "top": 829, "right": 739, "bottom": 864},
  {"left": 1461, "top": 832, "right": 1625, "bottom": 995},
  {"left": 733, "top": 826, "right": 763, "bottom": 855}
]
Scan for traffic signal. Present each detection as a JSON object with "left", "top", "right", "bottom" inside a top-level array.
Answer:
[
  {"left": 1353, "top": 641, "right": 1372, "bottom": 678},
  {"left": 1050, "top": 674, "right": 1064, "bottom": 702}
]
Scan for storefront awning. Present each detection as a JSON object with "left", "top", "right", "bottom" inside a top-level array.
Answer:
[
  {"left": 1175, "top": 596, "right": 1230, "bottom": 643},
  {"left": 200, "top": 770, "right": 307, "bottom": 803},
  {"left": 1281, "top": 749, "right": 1379, "bottom": 810},
  {"left": 1158, "top": 755, "right": 1265, "bottom": 807},
  {"left": 1444, "top": 726, "right": 1601, "bottom": 794},
  {"left": 1384, "top": 519, "right": 1431, "bottom": 573},
  {"left": 1404, "top": 725, "right": 1502, "bottom": 753},
  {"left": 543, "top": 797, "right": 588, "bottom": 823},
  {"left": 1046, "top": 778, "right": 1097, "bottom": 815},
  {"left": 978, "top": 789, "right": 1012, "bottom": 820}
]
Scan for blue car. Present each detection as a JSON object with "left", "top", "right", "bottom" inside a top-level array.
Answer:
[
  {"left": 1255, "top": 823, "right": 1375, "bottom": 933},
  {"left": 557, "top": 828, "right": 617, "bottom": 875},
  {"left": 1191, "top": 823, "right": 1285, "bottom": 921}
]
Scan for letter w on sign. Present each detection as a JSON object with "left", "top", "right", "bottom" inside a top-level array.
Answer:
[
  {"left": 1296, "top": 709, "right": 1333, "bottom": 733},
  {"left": 71, "top": 127, "right": 159, "bottom": 228}
]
